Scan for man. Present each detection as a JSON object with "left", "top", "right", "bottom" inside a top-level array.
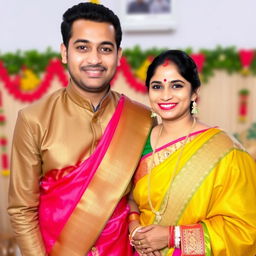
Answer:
[{"left": 8, "top": 3, "right": 152, "bottom": 256}]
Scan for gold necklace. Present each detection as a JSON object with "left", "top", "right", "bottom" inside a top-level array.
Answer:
[{"left": 147, "top": 117, "right": 196, "bottom": 222}]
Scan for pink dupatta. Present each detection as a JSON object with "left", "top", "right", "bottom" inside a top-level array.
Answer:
[{"left": 39, "top": 96, "right": 132, "bottom": 255}]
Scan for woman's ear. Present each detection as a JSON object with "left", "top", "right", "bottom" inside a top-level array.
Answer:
[{"left": 192, "top": 88, "right": 200, "bottom": 102}]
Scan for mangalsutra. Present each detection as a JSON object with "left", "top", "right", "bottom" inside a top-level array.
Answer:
[{"left": 147, "top": 118, "right": 196, "bottom": 222}]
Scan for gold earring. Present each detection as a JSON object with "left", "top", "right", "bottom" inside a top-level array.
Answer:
[
  {"left": 191, "top": 101, "right": 198, "bottom": 115},
  {"left": 151, "top": 110, "right": 157, "bottom": 118}
]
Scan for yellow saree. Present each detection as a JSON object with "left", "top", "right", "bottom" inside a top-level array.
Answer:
[{"left": 133, "top": 128, "right": 256, "bottom": 255}]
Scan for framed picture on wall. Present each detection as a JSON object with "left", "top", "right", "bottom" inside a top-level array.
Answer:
[{"left": 121, "top": 0, "right": 176, "bottom": 31}]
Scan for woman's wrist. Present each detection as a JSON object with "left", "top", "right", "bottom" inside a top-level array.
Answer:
[
  {"left": 129, "top": 225, "right": 143, "bottom": 242},
  {"left": 129, "top": 220, "right": 140, "bottom": 233}
]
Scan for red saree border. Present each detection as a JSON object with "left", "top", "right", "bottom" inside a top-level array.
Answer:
[
  {"left": 50, "top": 97, "right": 152, "bottom": 256},
  {"left": 180, "top": 224, "right": 205, "bottom": 256}
]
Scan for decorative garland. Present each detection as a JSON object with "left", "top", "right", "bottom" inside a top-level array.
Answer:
[
  {"left": 0, "top": 45, "right": 255, "bottom": 175},
  {"left": 238, "top": 89, "right": 250, "bottom": 123},
  {"left": 112, "top": 57, "right": 147, "bottom": 93},
  {"left": 0, "top": 46, "right": 255, "bottom": 103},
  {"left": 0, "top": 59, "right": 68, "bottom": 102},
  {"left": 0, "top": 90, "right": 9, "bottom": 176}
]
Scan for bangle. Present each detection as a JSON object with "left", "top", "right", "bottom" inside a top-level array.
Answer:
[
  {"left": 129, "top": 211, "right": 140, "bottom": 216},
  {"left": 174, "top": 226, "right": 181, "bottom": 249},
  {"left": 128, "top": 213, "right": 140, "bottom": 223},
  {"left": 129, "top": 226, "right": 142, "bottom": 241},
  {"left": 168, "top": 226, "right": 175, "bottom": 248}
]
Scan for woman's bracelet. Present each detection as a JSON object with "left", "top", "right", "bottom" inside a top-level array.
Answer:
[
  {"left": 129, "top": 225, "right": 142, "bottom": 241},
  {"left": 128, "top": 211, "right": 140, "bottom": 223},
  {"left": 129, "top": 211, "right": 140, "bottom": 216},
  {"left": 174, "top": 226, "right": 181, "bottom": 249},
  {"left": 168, "top": 225, "right": 175, "bottom": 248}
]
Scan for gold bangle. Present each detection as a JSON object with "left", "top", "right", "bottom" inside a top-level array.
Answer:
[{"left": 128, "top": 213, "right": 140, "bottom": 223}]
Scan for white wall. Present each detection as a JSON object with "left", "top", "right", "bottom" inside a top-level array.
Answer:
[{"left": 0, "top": 0, "right": 255, "bottom": 53}]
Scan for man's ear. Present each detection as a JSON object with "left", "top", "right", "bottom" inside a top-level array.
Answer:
[
  {"left": 60, "top": 43, "right": 67, "bottom": 64},
  {"left": 117, "top": 47, "right": 122, "bottom": 66}
]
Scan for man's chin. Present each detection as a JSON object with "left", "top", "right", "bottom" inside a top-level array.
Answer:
[{"left": 79, "top": 84, "right": 110, "bottom": 93}]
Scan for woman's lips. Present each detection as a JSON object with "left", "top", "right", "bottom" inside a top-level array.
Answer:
[{"left": 158, "top": 103, "right": 177, "bottom": 110}]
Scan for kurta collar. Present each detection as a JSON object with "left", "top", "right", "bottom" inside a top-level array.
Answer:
[{"left": 66, "top": 82, "right": 112, "bottom": 112}]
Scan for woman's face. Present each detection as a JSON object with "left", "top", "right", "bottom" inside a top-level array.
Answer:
[{"left": 149, "top": 62, "right": 197, "bottom": 121}]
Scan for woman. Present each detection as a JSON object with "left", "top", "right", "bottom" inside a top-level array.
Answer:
[{"left": 128, "top": 50, "right": 256, "bottom": 256}]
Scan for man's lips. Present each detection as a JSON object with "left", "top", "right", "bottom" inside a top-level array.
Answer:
[
  {"left": 81, "top": 66, "right": 106, "bottom": 77},
  {"left": 158, "top": 103, "right": 177, "bottom": 110}
]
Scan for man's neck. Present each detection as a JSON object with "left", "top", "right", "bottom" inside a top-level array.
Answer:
[{"left": 71, "top": 82, "right": 110, "bottom": 110}]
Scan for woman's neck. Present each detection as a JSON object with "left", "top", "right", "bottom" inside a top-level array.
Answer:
[{"left": 161, "top": 115, "right": 196, "bottom": 140}]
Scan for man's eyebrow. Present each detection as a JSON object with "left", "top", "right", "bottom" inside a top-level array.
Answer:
[
  {"left": 73, "top": 39, "right": 115, "bottom": 47},
  {"left": 73, "top": 39, "right": 90, "bottom": 44}
]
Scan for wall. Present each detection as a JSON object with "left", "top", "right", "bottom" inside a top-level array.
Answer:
[{"left": 1, "top": 0, "right": 256, "bottom": 53}]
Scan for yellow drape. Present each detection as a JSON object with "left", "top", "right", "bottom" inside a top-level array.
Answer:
[{"left": 133, "top": 128, "right": 256, "bottom": 255}]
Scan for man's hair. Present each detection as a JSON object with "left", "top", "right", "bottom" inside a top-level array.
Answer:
[{"left": 61, "top": 2, "right": 122, "bottom": 49}]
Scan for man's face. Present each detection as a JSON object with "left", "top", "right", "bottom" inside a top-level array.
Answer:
[{"left": 61, "top": 19, "right": 122, "bottom": 93}]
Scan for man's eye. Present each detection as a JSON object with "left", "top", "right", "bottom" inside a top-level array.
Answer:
[
  {"left": 76, "top": 45, "right": 87, "bottom": 51},
  {"left": 100, "top": 47, "right": 113, "bottom": 53}
]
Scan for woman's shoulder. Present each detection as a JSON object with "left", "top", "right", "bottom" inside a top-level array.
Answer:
[
  {"left": 205, "top": 126, "right": 246, "bottom": 151},
  {"left": 194, "top": 120, "right": 211, "bottom": 131}
]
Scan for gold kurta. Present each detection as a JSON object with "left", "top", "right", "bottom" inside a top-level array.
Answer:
[{"left": 8, "top": 83, "right": 124, "bottom": 255}]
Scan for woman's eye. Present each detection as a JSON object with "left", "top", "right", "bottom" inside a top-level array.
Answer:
[
  {"left": 172, "top": 84, "right": 183, "bottom": 89},
  {"left": 151, "top": 84, "right": 162, "bottom": 89}
]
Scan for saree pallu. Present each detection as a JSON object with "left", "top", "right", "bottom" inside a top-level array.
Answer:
[
  {"left": 39, "top": 96, "right": 152, "bottom": 255},
  {"left": 133, "top": 128, "right": 256, "bottom": 256},
  {"left": 87, "top": 197, "right": 132, "bottom": 256}
]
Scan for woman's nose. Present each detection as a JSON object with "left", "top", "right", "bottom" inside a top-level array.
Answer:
[{"left": 161, "top": 88, "right": 173, "bottom": 101}]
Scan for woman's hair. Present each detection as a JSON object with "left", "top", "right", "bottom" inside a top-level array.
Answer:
[
  {"left": 145, "top": 50, "right": 201, "bottom": 92},
  {"left": 61, "top": 2, "right": 122, "bottom": 49}
]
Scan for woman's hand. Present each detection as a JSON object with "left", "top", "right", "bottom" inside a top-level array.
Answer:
[{"left": 132, "top": 224, "right": 169, "bottom": 252}]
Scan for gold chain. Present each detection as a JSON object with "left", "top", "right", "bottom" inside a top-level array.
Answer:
[{"left": 147, "top": 117, "right": 196, "bottom": 222}]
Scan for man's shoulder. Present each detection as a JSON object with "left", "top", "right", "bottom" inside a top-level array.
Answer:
[
  {"left": 123, "top": 95, "right": 150, "bottom": 112},
  {"left": 19, "top": 88, "right": 66, "bottom": 117},
  {"left": 110, "top": 91, "right": 151, "bottom": 118}
]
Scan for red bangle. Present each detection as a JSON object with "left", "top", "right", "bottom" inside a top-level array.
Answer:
[
  {"left": 171, "top": 226, "right": 175, "bottom": 248},
  {"left": 129, "top": 211, "right": 140, "bottom": 216},
  {"left": 168, "top": 226, "right": 175, "bottom": 248}
]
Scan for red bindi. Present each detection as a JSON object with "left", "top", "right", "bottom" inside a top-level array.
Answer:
[
  {"left": 162, "top": 59, "right": 170, "bottom": 67},
  {"left": 163, "top": 78, "right": 167, "bottom": 82}
]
